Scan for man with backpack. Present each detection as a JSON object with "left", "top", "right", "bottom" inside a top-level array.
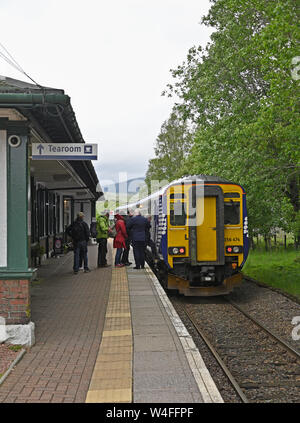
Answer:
[{"left": 66, "top": 212, "right": 91, "bottom": 274}]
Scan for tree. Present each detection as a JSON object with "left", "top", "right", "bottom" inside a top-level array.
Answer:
[
  {"left": 145, "top": 110, "right": 193, "bottom": 190},
  {"left": 163, "top": 0, "right": 300, "bottom": 242}
]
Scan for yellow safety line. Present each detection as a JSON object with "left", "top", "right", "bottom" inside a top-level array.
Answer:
[{"left": 85, "top": 267, "right": 132, "bottom": 403}]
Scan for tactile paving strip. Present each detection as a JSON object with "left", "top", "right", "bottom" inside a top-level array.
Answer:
[{"left": 85, "top": 267, "right": 132, "bottom": 403}]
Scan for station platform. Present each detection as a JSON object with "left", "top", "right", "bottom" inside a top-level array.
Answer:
[{"left": 0, "top": 243, "right": 223, "bottom": 404}]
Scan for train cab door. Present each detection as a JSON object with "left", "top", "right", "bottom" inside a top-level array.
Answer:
[
  {"left": 189, "top": 185, "right": 224, "bottom": 266},
  {"left": 196, "top": 196, "right": 217, "bottom": 262}
]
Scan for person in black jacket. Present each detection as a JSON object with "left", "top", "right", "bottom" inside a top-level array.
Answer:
[
  {"left": 127, "top": 208, "right": 150, "bottom": 269},
  {"left": 66, "top": 212, "right": 91, "bottom": 274}
]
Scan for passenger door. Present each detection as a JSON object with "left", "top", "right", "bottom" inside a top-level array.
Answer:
[{"left": 196, "top": 196, "right": 217, "bottom": 262}]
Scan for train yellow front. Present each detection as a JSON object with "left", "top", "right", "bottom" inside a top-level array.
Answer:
[{"left": 118, "top": 175, "right": 249, "bottom": 296}]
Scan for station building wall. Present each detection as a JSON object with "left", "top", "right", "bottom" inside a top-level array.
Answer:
[
  {"left": 29, "top": 181, "right": 95, "bottom": 266},
  {"left": 0, "top": 97, "right": 100, "bottom": 343}
]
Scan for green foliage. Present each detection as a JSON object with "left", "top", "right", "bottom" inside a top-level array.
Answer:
[
  {"left": 145, "top": 110, "right": 193, "bottom": 191},
  {"left": 160, "top": 0, "right": 300, "bottom": 240},
  {"left": 243, "top": 249, "right": 300, "bottom": 298},
  {"left": 8, "top": 345, "right": 23, "bottom": 352}
]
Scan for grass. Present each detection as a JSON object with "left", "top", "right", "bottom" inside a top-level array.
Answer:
[
  {"left": 243, "top": 248, "right": 300, "bottom": 299},
  {"left": 8, "top": 345, "right": 23, "bottom": 352}
]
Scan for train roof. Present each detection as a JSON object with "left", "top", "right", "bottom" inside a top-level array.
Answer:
[
  {"left": 177, "top": 175, "right": 236, "bottom": 184},
  {"left": 116, "top": 175, "right": 245, "bottom": 212}
]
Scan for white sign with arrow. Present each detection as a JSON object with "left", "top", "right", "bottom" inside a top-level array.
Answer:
[{"left": 32, "top": 143, "right": 98, "bottom": 160}]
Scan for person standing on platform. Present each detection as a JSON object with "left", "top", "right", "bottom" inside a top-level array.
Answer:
[
  {"left": 96, "top": 210, "right": 111, "bottom": 268},
  {"left": 66, "top": 212, "right": 91, "bottom": 274},
  {"left": 121, "top": 209, "right": 133, "bottom": 266},
  {"left": 113, "top": 214, "right": 128, "bottom": 268},
  {"left": 127, "top": 208, "right": 150, "bottom": 269}
]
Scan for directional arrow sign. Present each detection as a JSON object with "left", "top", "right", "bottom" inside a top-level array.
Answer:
[
  {"left": 32, "top": 143, "right": 98, "bottom": 160},
  {"left": 37, "top": 144, "right": 44, "bottom": 155}
]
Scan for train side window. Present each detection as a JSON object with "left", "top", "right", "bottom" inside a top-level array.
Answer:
[
  {"left": 170, "top": 200, "right": 186, "bottom": 226},
  {"left": 224, "top": 201, "right": 240, "bottom": 224}
]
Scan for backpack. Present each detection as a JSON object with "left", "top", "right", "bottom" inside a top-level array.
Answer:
[
  {"left": 108, "top": 224, "right": 117, "bottom": 238},
  {"left": 67, "top": 221, "right": 85, "bottom": 242},
  {"left": 66, "top": 224, "right": 73, "bottom": 238},
  {"left": 90, "top": 221, "right": 97, "bottom": 238}
]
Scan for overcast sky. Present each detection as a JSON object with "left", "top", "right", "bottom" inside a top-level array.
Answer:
[{"left": 0, "top": 0, "right": 213, "bottom": 186}]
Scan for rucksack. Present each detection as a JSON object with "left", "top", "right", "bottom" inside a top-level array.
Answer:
[
  {"left": 109, "top": 224, "right": 117, "bottom": 238},
  {"left": 66, "top": 224, "right": 73, "bottom": 238},
  {"left": 67, "top": 221, "right": 85, "bottom": 242},
  {"left": 90, "top": 221, "right": 97, "bottom": 238}
]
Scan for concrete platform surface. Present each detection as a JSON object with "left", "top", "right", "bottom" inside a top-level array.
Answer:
[{"left": 0, "top": 243, "right": 223, "bottom": 403}]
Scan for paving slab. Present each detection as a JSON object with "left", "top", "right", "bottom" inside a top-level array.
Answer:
[
  {"left": 134, "top": 351, "right": 186, "bottom": 372},
  {"left": 132, "top": 324, "right": 170, "bottom": 336},
  {"left": 134, "top": 369, "right": 196, "bottom": 391},
  {"left": 134, "top": 390, "right": 201, "bottom": 403},
  {"left": 134, "top": 335, "right": 177, "bottom": 352}
]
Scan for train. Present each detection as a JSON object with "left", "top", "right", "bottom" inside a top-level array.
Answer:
[{"left": 116, "top": 175, "right": 249, "bottom": 296}]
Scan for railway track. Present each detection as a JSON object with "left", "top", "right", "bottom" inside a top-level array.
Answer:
[
  {"left": 226, "top": 298, "right": 300, "bottom": 360},
  {"left": 147, "top": 258, "right": 300, "bottom": 402},
  {"left": 174, "top": 296, "right": 300, "bottom": 403},
  {"left": 182, "top": 305, "right": 249, "bottom": 403}
]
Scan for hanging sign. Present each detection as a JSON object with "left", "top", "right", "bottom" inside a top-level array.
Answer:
[{"left": 32, "top": 143, "right": 98, "bottom": 160}]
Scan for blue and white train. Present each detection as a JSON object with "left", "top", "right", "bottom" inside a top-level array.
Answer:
[{"left": 117, "top": 175, "right": 249, "bottom": 296}]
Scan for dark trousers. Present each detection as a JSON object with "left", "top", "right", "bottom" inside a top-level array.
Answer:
[
  {"left": 97, "top": 238, "right": 108, "bottom": 266},
  {"left": 121, "top": 239, "right": 131, "bottom": 264},
  {"left": 79, "top": 250, "right": 84, "bottom": 268},
  {"left": 132, "top": 241, "right": 145, "bottom": 268},
  {"left": 74, "top": 240, "right": 88, "bottom": 271},
  {"left": 115, "top": 248, "right": 123, "bottom": 265}
]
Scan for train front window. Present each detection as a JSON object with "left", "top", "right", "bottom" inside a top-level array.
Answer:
[
  {"left": 224, "top": 201, "right": 240, "bottom": 225},
  {"left": 224, "top": 192, "right": 240, "bottom": 198},
  {"left": 170, "top": 200, "right": 186, "bottom": 226}
]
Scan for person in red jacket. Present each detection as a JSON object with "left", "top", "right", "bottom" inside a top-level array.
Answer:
[{"left": 113, "top": 214, "right": 128, "bottom": 267}]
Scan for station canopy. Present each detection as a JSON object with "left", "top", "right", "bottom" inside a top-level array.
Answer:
[{"left": 0, "top": 75, "right": 103, "bottom": 200}]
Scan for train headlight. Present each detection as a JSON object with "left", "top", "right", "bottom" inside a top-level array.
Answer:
[
  {"left": 168, "top": 247, "right": 186, "bottom": 255},
  {"left": 226, "top": 246, "right": 243, "bottom": 254}
]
